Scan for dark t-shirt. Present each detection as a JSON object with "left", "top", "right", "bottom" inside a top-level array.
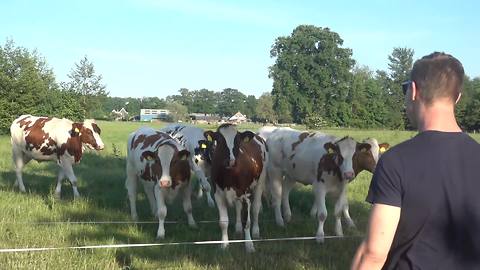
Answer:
[{"left": 366, "top": 131, "right": 480, "bottom": 270}]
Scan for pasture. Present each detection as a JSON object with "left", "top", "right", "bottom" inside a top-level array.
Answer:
[{"left": 0, "top": 121, "right": 472, "bottom": 269}]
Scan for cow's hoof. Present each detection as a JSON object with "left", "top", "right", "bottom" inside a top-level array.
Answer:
[
  {"left": 189, "top": 222, "right": 198, "bottom": 229},
  {"left": 156, "top": 234, "right": 165, "bottom": 240},
  {"left": 220, "top": 243, "right": 229, "bottom": 250},
  {"left": 252, "top": 227, "right": 260, "bottom": 239},
  {"left": 316, "top": 234, "right": 325, "bottom": 244},
  {"left": 245, "top": 242, "right": 255, "bottom": 253},
  {"left": 346, "top": 220, "right": 356, "bottom": 229},
  {"left": 275, "top": 218, "right": 285, "bottom": 227},
  {"left": 284, "top": 213, "right": 292, "bottom": 223},
  {"left": 207, "top": 196, "right": 215, "bottom": 208}
]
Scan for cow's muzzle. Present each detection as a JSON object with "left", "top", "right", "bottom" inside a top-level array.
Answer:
[
  {"left": 159, "top": 180, "right": 172, "bottom": 188},
  {"left": 343, "top": 171, "right": 355, "bottom": 181}
]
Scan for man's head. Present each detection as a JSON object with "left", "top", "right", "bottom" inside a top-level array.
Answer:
[{"left": 404, "top": 52, "right": 464, "bottom": 128}]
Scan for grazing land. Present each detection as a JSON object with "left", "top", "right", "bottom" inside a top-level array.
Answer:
[{"left": 0, "top": 121, "right": 476, "bottom": 269}]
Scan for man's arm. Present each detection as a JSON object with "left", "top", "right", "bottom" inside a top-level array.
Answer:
[{"left": 351, "top": 203, "right": 401, "bottom": 270}]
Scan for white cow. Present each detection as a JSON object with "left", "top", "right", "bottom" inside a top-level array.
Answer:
[
  {"left": 161, "top": 124, "right": 215, "bottom": 207},
  {"left": 10, "top": 115, "right": 104, "bottom": 198},
  {"left": 126, "top": 127, "right": 195, "bottom": 239},
  {"left": 267, "top": 128, "right": 372, "bottom": 242}
]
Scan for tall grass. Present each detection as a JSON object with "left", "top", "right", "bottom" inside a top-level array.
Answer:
[{"left": 0, "top": 121, "right": 477, "bottom": 269}]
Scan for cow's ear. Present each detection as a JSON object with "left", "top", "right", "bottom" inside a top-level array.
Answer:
[
  {"left": 324, "top": 142, "right": 336, "bottom": 154},
  {"left": 204, "top": 131, "right": 216, "bottom": 142},
  {"left": 70, "top": 124, "right": 83, "bottom": 137},
  {"left": 379, "top": 143, "right": 390, "bottom": 153},
  {"left": 240, "top": 131, "right": 255, "bottom": 143},
  {"left": 357, "top": 143, "right": 371, "bottom": 153},
  {"left": 198, "top": 140, "right": 208, "bottom": 150},
  {"left": 178, "top": 150, "right": 190, "bottom": 161},
  {"left": 141, "top": 151, "right": 157, "bottom": 161}
]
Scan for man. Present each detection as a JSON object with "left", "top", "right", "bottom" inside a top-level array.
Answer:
[{"left": 351, "top": 52, "right": 480, "bottom": 270}]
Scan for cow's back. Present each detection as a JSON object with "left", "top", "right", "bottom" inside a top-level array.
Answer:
[{"left": 161, "top": 124, "right": 204, "bottom": 152}]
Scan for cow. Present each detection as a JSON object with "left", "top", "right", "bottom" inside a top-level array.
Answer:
[
  {"left": 205, "top": 124, "right": 268, "bottom": 252},
  {"left": 160, "top": 124, "right": 215, "bottom": 208},
  {"left": 126, "top": 127, "right": 195, "bottom": 239},
  {"left": 309, "top": 137, "right": 390, "bottom": 227},
  {"left": 266, "top": 128, "right": 372, "bottom": 243},
  {"left": 10, "top": 115, "right": 104, "bottom": 198}
]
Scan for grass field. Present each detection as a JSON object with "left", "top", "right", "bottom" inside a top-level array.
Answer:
[{"left": 0, "top": 121, "right": 476, "bottom": 269}]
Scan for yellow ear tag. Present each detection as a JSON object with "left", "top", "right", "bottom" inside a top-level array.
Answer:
[
  {"left": 201, "top": 144, "right": 207, "bottom": 149},
  {"left": 74, "top": 128, "right": 80, "bottom": 133},
  {"left": 243, "top": 136, "right": 250, "bottom": 143},
  {"left": 146, "top": 155, "right": 153, "bottom": 161},
  {"left": 180, "top": 155, "right": 187, "bottom": 161},
  {"left": 328, "top": 148, "right": 335, "bottom": 154},
  {"left": 361, "top": 148, "right": 367, "bottom": 152},
  {"left": 379, "top": 147, "right": 386, "bottom": 153},
  {"left": 207, "top": 135, "right": 213, "bottom": 142}
]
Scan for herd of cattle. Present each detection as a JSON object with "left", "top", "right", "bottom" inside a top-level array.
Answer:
[{"left": 9, "top": 115, "right": 389, "bottom": 253}]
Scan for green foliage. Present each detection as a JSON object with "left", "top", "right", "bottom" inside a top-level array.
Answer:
[
  {"left": 61, "top": 56, "right": 108, "bottom": 119},
  {"left": 255, "top": 92, "right": 277, "bottom": 123},
  {"left": 0, "top": 39, "right": 63, "bottom": 133},
  {"left": 270, "top": 25, "right": 355, "bottom": 125},
  {"left": 304, "top": 114, "right": 329, "bottom": 129},
  {"left": 165, "top": 101, "right": 189, "bottom": 122}
]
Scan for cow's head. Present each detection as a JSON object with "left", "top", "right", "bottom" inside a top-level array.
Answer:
[
  {"left": 194, "top": 138, "right": 215, "bottom": 165},
  {"left": 353, "top": 138, "right": 390, "bottom": 174},
  {"left": 141, "top": 142, "right": 190, "bottom": 188},
  {"left": 204, "top": 124, "right": 255, "bottom": 168},
  {"left": 323, "top": 137, "right": 370, "bottom": 181},
  {"left": 71, "top": 120, "right": 104, "bottom": 150}
]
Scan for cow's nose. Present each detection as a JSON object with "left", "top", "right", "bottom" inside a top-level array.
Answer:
[
  {"left": 228, "top": 159, "right": 236, "bottom": 167},
  {"left": 343, "top": 171, "right": 355, "bottom": 181},
  {"left": 97, "top": 145, "right": 105, "bottom": 150},
  {"left": 159, "top": 180, "right": 172, "bottom": 188}
]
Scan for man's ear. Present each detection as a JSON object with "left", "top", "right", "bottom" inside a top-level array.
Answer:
[
  {"left": 357, "top": 143, "right": 372, "bottom": 152},
  {"left": 324, "top": 142, "right": 336, "bottom": 154},
  {"left": 240, "top": 131, "right": 255, "bottom": 143},
  {"left": 204, "top": 131, "right": 216, "bottom": 142},
  {"left": 455, "top": 92, "right": 462, "bottom": 104},
  {"left": 178, "top": 150, "right": 190, "bottom": 161},
  {"left": 411, "top": 80, "right": 417, "bottom": 101},
  {"left": 379, "top": 143, "right": 390, "bottom": 154},
  {"left": 141, "top": 151, "right": 157, "bottom": 161}
]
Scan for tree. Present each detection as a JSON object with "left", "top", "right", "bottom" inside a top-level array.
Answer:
[
  {"left": 269, "top": 25, "right": 355, "bottom": 125},
  {"left": 62, "top": 56, "right": 108, "bottom": 118},
  {"left": 217, "top": 88, "right": 247, "bottom": 117},
  {"left": 165, "top": 101, "right": 189, "bottom": 122},
  {"left": 255, "top": 92, "right": 276, "bottom": 123},
  {"left": 0, "top": 39, "right": 59, "bottom": 133},
  {"left": 244, "top": 95, "right": 258, "bottom": 120},
  {"left": 191, "top": 89, "right": 217, "bottom": 114}
]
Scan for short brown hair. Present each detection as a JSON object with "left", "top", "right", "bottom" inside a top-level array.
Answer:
[{"left": 411, "top": 52, "right": 464, "bottom": 105}]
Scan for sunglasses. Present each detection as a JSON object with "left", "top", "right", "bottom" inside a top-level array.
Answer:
[{"left": 401, "top": 80, "right": 413, "bottom": 95}]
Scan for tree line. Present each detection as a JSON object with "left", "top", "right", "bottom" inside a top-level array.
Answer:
[{"left": 1, "top": 25, "right": 480, "bottom": 134}]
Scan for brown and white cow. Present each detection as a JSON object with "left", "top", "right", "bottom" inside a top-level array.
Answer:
[
  {"left": 267, "top": 129, "right": 373, "bottom": 242},
  {"left": 205, "top": 124, "right": 268, "bottom": 252},
  {"left": 126, "top": 127, "right": 195, "bottom": 239},
  {"left": 309, "top": 137, "right": 390, "bottom": 228},
  {"left": 10, "top": 115, "right": 104, "bottom": 198}
]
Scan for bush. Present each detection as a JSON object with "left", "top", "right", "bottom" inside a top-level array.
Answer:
[{"left": 304, "top": 114, "right": 329, "bottom": 129}]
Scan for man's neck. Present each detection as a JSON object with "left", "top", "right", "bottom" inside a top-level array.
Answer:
[{"left": 416, "top": 102, "right": 462, "bottom": 132}]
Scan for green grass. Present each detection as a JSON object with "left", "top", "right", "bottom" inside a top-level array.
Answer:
[{"left": 0, "top": 121, "right": 478, "bottom": 269}]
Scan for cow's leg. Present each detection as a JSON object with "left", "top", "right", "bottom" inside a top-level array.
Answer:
[
  {"left": 343, "top": 200, "right": 356, "bottom": 229},
  {"left": 54, "top": 169, "right": 65, "bottom": 198},
  {"left": 313, "top": 181, "right": 327, "bottom": 243},
  {"left": 12, "top": 150, "right": 28, "bottom": 193},
  {"left": 214, "top": 189, "right": 229, "bottom": 250},
  {"left": 235, "top": 200, "right": 242, "bottom": 234},
  {"left": 282, "top": 176, "right": 296, "bottom": 223},
  {"left": 334, "top": 184, "right": 352, "bottom": 235},
  {"left": 141, "top": 180, "right": 157, "bottom": 218},
  {"left": 191, "top": 163, "right": 215, "bottom": 208},
  {"left": 241, "top": 196, "right": 255, "bottom": 253},
  {"left": 252, "top": 168, "right": 267, "bottom": 238},
  {"left": 154, "top": 184, "right": 167, "bottom": 239},
  {"left": 268, "top": 165, "right": 284, "bottom": 227},
  {"left": 62, "top": 163, "right": 80, "bottom": 198},
  {"left": 182, "top": 182, "right": 197, "bottom": 228},
  {"left": 310, "top": 203, "right": 318, "bottom": 218},
  {"left": 125, "top": 162, "right": 139, "bottom": 221}
]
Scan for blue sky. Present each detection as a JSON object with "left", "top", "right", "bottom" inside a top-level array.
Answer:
[{"left": 1, "top": 0, "right": 479, "bottom": 98}]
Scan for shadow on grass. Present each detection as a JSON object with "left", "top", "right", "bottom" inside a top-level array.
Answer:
[{"left": 0, "top": 151, "right": 372, "bottom": 269}]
